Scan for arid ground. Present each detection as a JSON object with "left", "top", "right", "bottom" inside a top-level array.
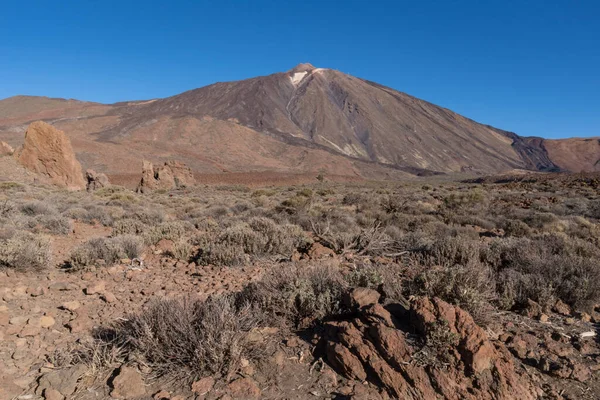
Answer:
[{"left": 1, "top": 172, "right": 600, "bottom": 399}]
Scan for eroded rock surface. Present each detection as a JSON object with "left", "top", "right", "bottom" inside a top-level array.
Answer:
[
  {"left": 136, "top": 160, "right": 195, "bottom": 193},
  {"left": 323, "top": 296, "right": 541, "bottom": 399},
  {"left": 16, "top": 121, "right": 85, "bottom": 190}
]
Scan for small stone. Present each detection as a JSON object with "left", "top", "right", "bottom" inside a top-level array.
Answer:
[
  {"left": 44, "top": 388, "right": 65, "bottom": 400},
  {"left": 191, "top": 376, "right": 215, "bottom": 395},
  {"left": 153, "top": 390, "right": 170, "bottom": 399},
  {"left": 539, "top": 314, "right": 549, "bottom": 323},
  {"left": 577, "top": 311, "right": 592, "bottom": 322},
  {"left": 27, "top": 286, "right": 44, "bottom": 297},
  {"left": 100, "top": 292, "right": 117, "bottom": 303},
  {"left": 9, "top": 316, "right": 28, "bottom": 326},
  {"left": 343, "top": 287, "right": 381, "bottom": 309},
  {"left": 226, "top": 377, "right": 261, "bottom": 399},
  {"left": 49, "top": 282, "right": 76, "bottom": 291},
  {"left": 565, "top": 317, "right": 576, "bottom": 325},
  {"left": 110, "top": 366, "right": 146, "bottom": 398},
  {"left": 61, "top": 301, "right": 81, "bottom": 311},
  {"left": 40, "top": 316, "right": 55, "bottom": 328},
  {"left": 85, "top": 281, "right": 106, "bottom": 295},
  {"left": 553, "top": 299, "right": 572, "bottom": 316}
]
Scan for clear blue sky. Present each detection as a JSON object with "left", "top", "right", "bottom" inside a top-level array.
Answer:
[{"left": 1, "top": 0, "right": 598, "bottom": 139}]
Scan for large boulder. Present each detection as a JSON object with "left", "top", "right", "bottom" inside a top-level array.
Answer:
[
  {"left": 0, "top": 141, "right": 14, "bottom": 156},
  {"left": 136, "top": 160, "right": 195, "bottom": 193},
  {"left": 16, "top": 121, "right": 85, "bottom": 190},
  {"left": 323, "top": 296, "right": 541, "bottom": 400},
  {"left": 85, "top": 169, "right": 109, "bottom": 192}
]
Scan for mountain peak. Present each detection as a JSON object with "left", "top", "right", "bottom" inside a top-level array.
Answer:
[{"left": 289, "top": 63, "right": 315, "bottom": 73}]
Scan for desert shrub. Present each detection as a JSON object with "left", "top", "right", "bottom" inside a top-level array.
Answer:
[
  {"left": 420, "top": 319, "right": 459, "bottom": 365},
  {"left": 411, "top": 261, "right": 495, "bottom": 325},
  {"left": 195, "top": 218, "right": 308, "bottom": 266},
  {"left": 443, "top": 189, "right": 486, "bottom": 210},
  {"left": 247, "top": 217, "right": 310, "bottom": 255},
  {"left": 143, "top": 221, "right": 190, "bottom": 245},
  {"left": 308, "top": 209, "right": 361, "bottom": 253},
  {"left": 68, "top": 235, "right": 143, "bottom": 270},
  {"left": 417, "top": 235, "right": 482, "bottom": 266},
  {"left": 251, "top": 189, "right": 276, "bottom": 197},
  {"left": 277, "top": 194, "right": 313, "bottom": 214},
  {"left": 196, "top": 241, "right": 246, "bottom": 266},
  {"left": 95, "top": 295, "right": 264, "bottom": 382},
  {"left": 486, "top": 235, "right": 600, "bottom": 311},
  {"left": 113, "top": 218, "right": 148, "bottom": 236},
  {"left": 0, "top": 182, "right": 23, "bottom": 190},
  {"left": 502, "top": 219, "right": 531, "bottom": 237},
  {"left": 238, "top": 263, "right": 347, "bottom": 328},
  {"left": 20, "top": 200, "right": 56, "bottom": 216},
  {"left": 171, "top": 238, "right": 193, "bottom": 261},
  {"left": 524, "top": 212, "right": 559, "bottom": 229},
  {"left": 345, "top": 264, "right": 384, "bottom": 289},
  {"left": 0, "top": 231, "right": 51, "bottom": 270},
  {"left": 0, "top": 200, "right": 16, "bottom": 217},
  {"left": 296, "top": 188, "right": 313, "bottom": 198},
  {"left": 66, "top": 206, "right": 113, "bottom": 226},
  {"left": 132, "top": 208, "right": 165, "bottom": 225},
  {"left": 39, "top": 214, "right": 73, "bottom": 235},
  {"left": 193, "top": 217, "right": 219, "bottom": 232}
]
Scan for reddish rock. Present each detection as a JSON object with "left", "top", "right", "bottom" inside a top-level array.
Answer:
[
  {"left": 226, "top": 377, "right": 261, "bottom": 399},
  {"left": 307, "top": 242, "right": 335, "bottom": 259},
  {"left": 85, "top": 169, "right": 109, "bottom": 191},
  {"left": 343, "top": 287, "right": 381, "bottom": 309},
  {"left": 552, "top": 299, "right": 571, "bottom": 316},
  {"left": 0, "top": 141, "right": 14, "bottom": 156},
  {"left": 136, "top": 160, "right": 195, "bottom": 193},
  {"left": 191, "top": 376, "right": 215, "bottom": 395},
  {"left": 110, "top": 366, "right": 146, "bottom": 398},
  {"left": 324, "top": 297, "right": 539, "bottom": 400},
  {"left": 16, "top": 121, "right": 85, "bottom": 190},
  {"left": 326, "top": 341, "right": 367, "bottom": 381},
  {"left": 85, "top": 280, "right": 106, "bottom": 295}
]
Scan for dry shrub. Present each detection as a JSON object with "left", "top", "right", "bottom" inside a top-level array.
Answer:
[
  {"left": 20, "top": 200, "right": 56, "bottom": 216},
  {"left": 38, "top": 214, "right": 72, "bottom": 235},
  {"left": 66, "top": 206, "right": 113, "bottom": 226},
  {"left": 194, "top": 218, "right": 308, "bottom": 266},
  {"left": 171, "top": 238, "right": 193, "bottom": 261},
  {"left": 411, "top": 261, "right": 495, "bottom": 325},
  {"left": 95, "top": 295, "right": 264, "bottom": 382},
  {"left": 113, "top": 218, "right": 147, "bottom": 236},
  {"left": 68, "top": 235, "right": 143, "bottom": 270},
  {"left": 143, "top": 221, "right": 190, "bottom": 245},
  {"left": 238, "top": 263, "right": 348, "bottom": 328},
  {"left": 489, "top": 234, "right": 600, "bottom": 311},
  {"left": 0, "top": 231, "right": 50, "bottom": 270}
]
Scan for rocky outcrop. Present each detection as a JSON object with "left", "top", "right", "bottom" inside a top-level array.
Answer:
[
  {"left": 16, "top": 121, "right": 85, "bottom": 190},
  {"left": 323, "top": 296, "right": 540, "bottom": 400},
  {"left": 0, "top": 141, "right": 14, "bottom": 156},
  {"left": 85, "top": 169, "right": 109, "bottom": 192},
  {"left": 136, "top": 160, "right": 195, "bottom": 193}
]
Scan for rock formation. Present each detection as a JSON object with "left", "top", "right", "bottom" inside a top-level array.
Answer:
[
  {"left": 136, "top": 160, "right": 195, "bottom": 193},
  {"left": 16, "top": 121, "right": 85, "bottom": 190},
  {"left": 323, "top": 293, "right": 540, "bottom": 399},
  {"left": 85, "top": 169, "right": 109, "bottom": 192},
  {"left": 0, "top": 141, "right": 14, "bottom": 156}
]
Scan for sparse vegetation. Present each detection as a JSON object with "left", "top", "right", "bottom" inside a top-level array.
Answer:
[{"left": 0, "top": 231, "right": 51, "bottom": 270}]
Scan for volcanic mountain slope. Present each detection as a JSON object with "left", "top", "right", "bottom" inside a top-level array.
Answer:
[{"left": 1, "top": 63, "right": 595, "bottom": 180}]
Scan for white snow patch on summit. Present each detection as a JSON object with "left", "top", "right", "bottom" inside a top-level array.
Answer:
[{"left": 290, "top": 71, "right": 308, "bottom": 86}]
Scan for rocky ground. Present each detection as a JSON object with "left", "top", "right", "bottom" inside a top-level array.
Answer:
[
  {"left": 3, "top": 170, "right": 600, "bottom": 399},
  {"left": 2, "top": 234, "right": 600, "bottom": 399}
]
